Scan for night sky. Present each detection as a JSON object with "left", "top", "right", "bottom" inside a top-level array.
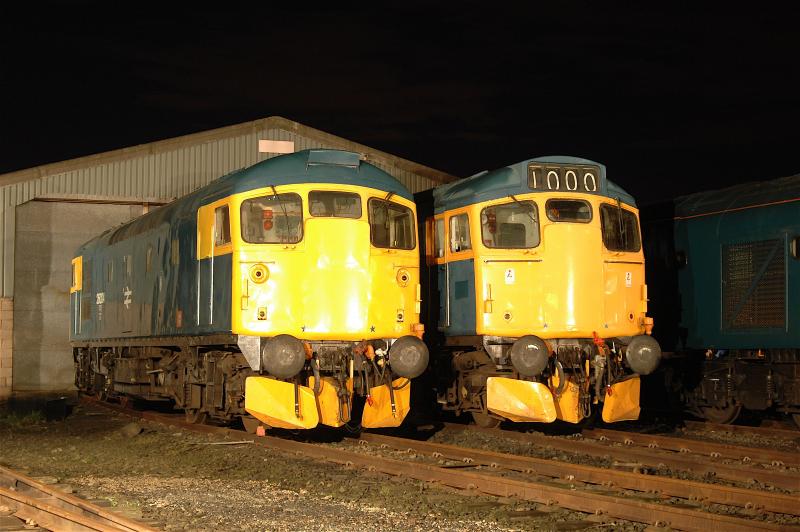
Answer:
[{"left": 1, "top": 3, "right": 798, "bottom": 205}]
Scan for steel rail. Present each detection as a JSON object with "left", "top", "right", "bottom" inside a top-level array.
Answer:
[
  {"left": 0, "top": 466, "right": 156, "bottom": 532},
  {"left": 0, "top": 485, "right": 140, "bottom": 532},
  {"left": 684, "top": 420, "right": 800, "bottom": 441},
  {"left": 354, "top": 432, "right": 799, "bottom": 515},
  {"left": 83, "top": 398, "right": 794, "bottom": 531},
  {"left": 582, "top": 428, "right": 800, "bottom": 467},
  {"left": 444, "top": 423, "right": 800, "bottom": 491}
]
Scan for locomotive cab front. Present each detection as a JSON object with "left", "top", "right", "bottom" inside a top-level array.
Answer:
[{"left": 197, "top": 156, "right": 426, "bottom": 429}]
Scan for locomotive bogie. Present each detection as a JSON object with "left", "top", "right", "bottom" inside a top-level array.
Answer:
[
  {"left": 652, "top": 175, "right": 800, "bottom": 425},
  {"left": 683, "top": 351, "right": 800, "bottom": 421},
  {"left": 74, "top": 342, "right": 252, "bottom": 422}
]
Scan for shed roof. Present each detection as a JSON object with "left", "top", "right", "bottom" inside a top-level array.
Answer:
[{"left": 0, "top": 116, "right": 457, "bottom": 188}]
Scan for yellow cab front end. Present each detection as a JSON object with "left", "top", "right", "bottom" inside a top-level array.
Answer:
[
  {"left": 474, "top": 192, "right": 654, "bottom": 423},
  {"left": 433, "top": 165, "right": 661, "bottom": 426},
  {"left": 201, "top": 182, "right": 426, "bottom": 430}
]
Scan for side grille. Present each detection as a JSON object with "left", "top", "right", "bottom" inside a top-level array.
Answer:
[{"left": 722, "top": 239, "right": 785, "bottom": 329}]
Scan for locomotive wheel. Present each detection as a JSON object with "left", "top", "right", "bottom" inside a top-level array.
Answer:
[
  {"left": 700, "top": 404, "right": 741, "bottom": 424},
  {"left": 185, "top": 408, "right": 208, "bottom": 424},
  {"left": 471, "top": 411, "right": 501, "bottom": 428}
]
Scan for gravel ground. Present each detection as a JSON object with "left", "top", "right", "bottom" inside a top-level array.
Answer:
[{"left": 0, "top": 406, "right": 620, "bottom": 531}]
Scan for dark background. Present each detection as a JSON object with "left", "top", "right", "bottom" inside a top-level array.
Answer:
[{"left": 1, "top": 3, "right": 798, "bottom": 205}]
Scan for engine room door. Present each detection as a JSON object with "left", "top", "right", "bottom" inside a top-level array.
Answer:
[{"left": 120, "top": 254, "right": 134, "bottom": 334}]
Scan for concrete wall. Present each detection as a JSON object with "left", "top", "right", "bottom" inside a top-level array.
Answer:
[
  {"left": 12, "top": 200, "right": 145, "bottom": 392},
  {"left": 0, "top": 298, "right": 11, "bottom": 399}
]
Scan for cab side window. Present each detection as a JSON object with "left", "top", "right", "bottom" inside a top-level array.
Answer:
[
  {"left": 434, "top": 219, "right": 445, "bottom": 258},
  {"left": 450, "top": 214, "right": 471, "bottom": 253},
  {"left": 214, "top": 205, "right": 231, "bottom": 246}
]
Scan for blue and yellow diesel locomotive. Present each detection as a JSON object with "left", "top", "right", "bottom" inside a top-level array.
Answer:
[
  {"left": 649, "top": 175, "right": 800, "bottom": 426},
  {"left": 70, "top": 149, "right": 428, "bottom": 430},
  {"left": 418, "top": 156, "right": 662, "bottom": 426}
]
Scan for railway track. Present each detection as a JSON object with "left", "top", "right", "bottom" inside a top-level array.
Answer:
[
  {"left": 82, "top": 397, "right": 799, "bottom": 532},
  {"left": 581, "top": 427, "right": 800, "bottom": 467},
  {"left": 0, "top": 464, "right": 157, "bottom": 532},
  {"left": 449, "top": 423, "right": 799, "bottom": 491},
  {"left": 353, "top": 431, "right": 798, "bottom": 515},
  {"left": 683, "top": 420, "right": 800, "bottom": 441}
]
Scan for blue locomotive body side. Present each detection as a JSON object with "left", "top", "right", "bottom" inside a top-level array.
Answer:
[
  {"left": 675, "top": 176, "right": 800, "bottom": 350},
  {"left": 70, "top": 183, "right": 232, "bottom": 340}
]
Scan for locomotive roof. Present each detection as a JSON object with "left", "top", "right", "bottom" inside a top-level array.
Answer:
[
  {"left": 210, "top": 149, "right": 414, "bottom": 201},
  {"left": 432, "top": 155, "right": 636, "bottom": 213},
  {"left": 675, "top": 173, "right": 800, "bottom": 219},
  {"left": 77, "top": 149, "right": 413, "bottom": 253}
]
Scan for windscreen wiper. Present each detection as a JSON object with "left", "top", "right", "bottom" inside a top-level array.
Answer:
[
  {"left": 270, "top": 185, "right": 292, "bottom": 242},
  {"left": 509, "top": 194, "right": 537, "bottom": 224}
]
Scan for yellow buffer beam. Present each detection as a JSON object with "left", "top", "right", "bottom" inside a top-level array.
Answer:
[
  {"left": 245, "top": 377, "right": 319, "bottom": 429},
  {"left": 308, "top": 376, "right": 352, "bottom": 428},
  {"left": 487, "top": 377, "right": 557, "bottom": 423},
  {"left": 602, "top": 376, "right": 641, "bottom": 423},
  {"left": 551, "top": 377, "right": 584, "bottom": 424},
  {"left": 361, "top": 378, "right": 410, "bottom": 429}
]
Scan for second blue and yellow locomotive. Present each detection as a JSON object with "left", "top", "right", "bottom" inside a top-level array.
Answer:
[
  {"left": 419, "top": 156, "right": 661, "bottom": 426},
  {"left": 71, "top": 149, "right": 428, "bottom": 430}
]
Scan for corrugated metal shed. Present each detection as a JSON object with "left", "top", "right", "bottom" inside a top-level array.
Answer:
[{"left": 0, "top": 116, "right": 456, "bottom": 297}]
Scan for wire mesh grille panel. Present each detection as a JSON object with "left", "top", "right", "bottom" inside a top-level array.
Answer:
[{"left": 722, "top": 239, "right": 785, "bottom": 329}]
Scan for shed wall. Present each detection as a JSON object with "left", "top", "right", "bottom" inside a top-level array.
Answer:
[{"left": 13, "top": 201, "right": 146, "bottom": 391}]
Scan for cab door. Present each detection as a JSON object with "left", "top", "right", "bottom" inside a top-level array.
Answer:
[
  {"left": 432, "top": 216, "right": 449, "bottom": 329},
  {"left": 197, "top": 200, "right": 233, "bottom": 329},
  {"left": 70, "top": 257, "right": 82, "bottom": 337},
  {"left": 443, "top": 211, "right": 476, "bottom": 336},
  {"left": 599, "top": 202, "right": 646, "bottom": 337}
]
